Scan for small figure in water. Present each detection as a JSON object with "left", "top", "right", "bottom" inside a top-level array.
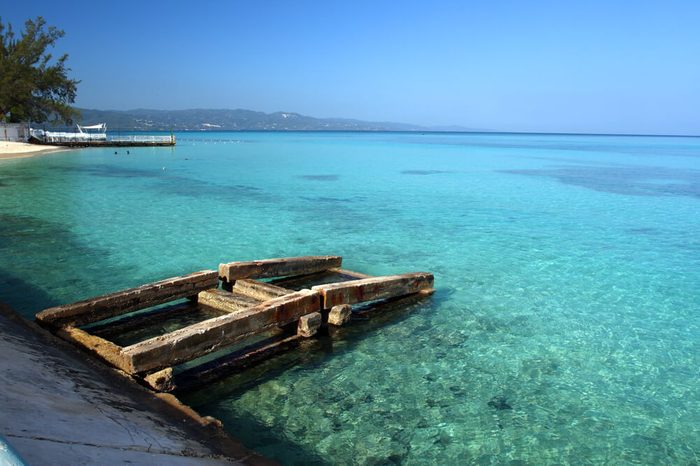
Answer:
[
  {"left": 114, "top": 151, "right": 117, "bottom": 155},
  {"left": 127, "top": 150, "right": 130, "bottom": 154}
]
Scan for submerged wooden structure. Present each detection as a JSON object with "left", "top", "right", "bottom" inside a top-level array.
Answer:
[{"left": 36, "top": 256, "right": 433, "bottom": 392}]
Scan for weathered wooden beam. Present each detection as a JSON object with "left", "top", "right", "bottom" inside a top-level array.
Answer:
[
  {"left": 218, "top": 255, "right": 342, "bottom": 282},
  {"left": 55, "top": 326, "right": 132, "bottom": 373},
  {"left": 197, "top": 289, "right": 263, "bottom": 313},
  {"left": 36, "top": 270, "right": 219, "bottom": 328},
  {"left": 232, "top": 279, "right": 291, "bottom": 301},
  {"left": 312, "top": 272, "right": 434, "bottom": 309},
  {"left": 121, "top": 289, "right": 321, "bottom": 374}
]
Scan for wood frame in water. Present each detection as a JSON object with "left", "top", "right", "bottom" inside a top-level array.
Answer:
[{"left": 35, "top": 255, "right": 434, "bottom": 391}]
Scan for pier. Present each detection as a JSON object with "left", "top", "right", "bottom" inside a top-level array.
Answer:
[
  {"left": 36, "top": 255, "right": 434, "bottom": 392},
  {"left": 28, "top": 123, "right": 176, "bottom": 147},
  {"left": 29, "top": 134, "right": 176, "bottom": 147}
]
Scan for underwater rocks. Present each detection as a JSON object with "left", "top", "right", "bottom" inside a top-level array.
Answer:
[{"left": 487, "top": 395, "right": 512, "bottom": 410}]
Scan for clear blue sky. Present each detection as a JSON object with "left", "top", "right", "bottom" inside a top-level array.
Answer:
[{"left": 4, "top": 0, "right": 700, "bottom": 134}]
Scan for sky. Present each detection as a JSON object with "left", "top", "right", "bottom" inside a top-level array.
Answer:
[{"left": 3, "top": 0, "right": 700, "bottom": 134}]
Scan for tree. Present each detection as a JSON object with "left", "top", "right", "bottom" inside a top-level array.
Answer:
[{"left": 0, "top": 16, "right": 79, "bottom": 124}]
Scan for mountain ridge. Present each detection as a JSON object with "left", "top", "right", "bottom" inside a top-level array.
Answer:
[{"left": 68, "top": 108, "right": 476, "bottom": 132}]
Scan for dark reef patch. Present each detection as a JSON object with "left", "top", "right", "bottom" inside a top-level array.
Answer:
[
  {"left": 154, "top": 175, "right": 272, "bottom": 205},
  {"left": 51, "top": 164, "right": 161, "bottom": 179},
  {"left": 0, "top": 213, "right": 135, "bottom": 317},
  {"left": 300, "top": 196, "right": 355, "bottom": 204},
  {"left": 401, "top": 170, "right": 451, "bottom": 175},
  {"left": 627, "top": 227, "right": 662, "bottom": 236},
  {"left": 52, "top": 164, "right": 273, "bottom": 204},
  {"left": 488, "top": 395, "right": 513, "bottom": 410},
  {"left": 300, "top": 174, "right": 339, "bottom": 181},
  {"left": 501, "top": 165, "right": 700, "bottom": 199}
]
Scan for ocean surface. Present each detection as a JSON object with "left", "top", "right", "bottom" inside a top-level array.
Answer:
[{"left": 1, "top": 132, "right": 699, "bottom": 464}]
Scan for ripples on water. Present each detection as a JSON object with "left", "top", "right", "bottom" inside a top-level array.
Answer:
[{"left": 1, "top": 132, "right": 698, "bottom": 464}]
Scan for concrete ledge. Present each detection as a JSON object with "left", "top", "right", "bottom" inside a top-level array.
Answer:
[{"left": 0, "top": 302, "right": 275, "bottom": 466}]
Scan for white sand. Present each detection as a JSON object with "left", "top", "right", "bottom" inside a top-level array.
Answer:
[{"left": 0, "top": 141, "right": 64, "bottom": 159}]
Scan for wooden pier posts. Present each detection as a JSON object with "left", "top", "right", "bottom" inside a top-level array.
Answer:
[{"left": 328, "top": 304, "right": 352, "bottom": 326}]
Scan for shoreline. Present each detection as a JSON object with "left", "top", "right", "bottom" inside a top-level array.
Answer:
[{"left": 0, "top": 141, "right": 67, "bottom": 160}]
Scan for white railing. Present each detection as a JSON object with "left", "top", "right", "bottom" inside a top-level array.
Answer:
[
  {"left": 108, "top": 135, "right": 174, "bottom": 143},
  {"left": 28, "top": 129, "right": 175, "bottom": 145}
]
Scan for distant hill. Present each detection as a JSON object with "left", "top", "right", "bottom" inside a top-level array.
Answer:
[{"left": 66, "top": 108, "right": 474, "bottom": 132}]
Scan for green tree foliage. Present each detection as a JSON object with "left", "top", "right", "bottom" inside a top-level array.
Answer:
[{"left": 0, "top": 16, "right": 79, "bottom": 123}]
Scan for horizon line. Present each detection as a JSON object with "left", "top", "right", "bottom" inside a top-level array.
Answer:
[
  {"left": 72, "top": 107, "right": 699, "bottom": 138},
  {"left": 85, "top": 128, "right": 700, "bottom": 138}
]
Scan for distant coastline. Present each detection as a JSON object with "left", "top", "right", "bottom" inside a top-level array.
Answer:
[
  {"left": 27, "top": 107, "right": 698, "bottom": 137},
  {"left": 57, "top": 107, "right": 481, "bottom": 133},
  {"left": 80, "top": 128, "right": 700, "bottom": 139},
  {"left": 36, "top": 108, "right": 691, "bottom": 138}
]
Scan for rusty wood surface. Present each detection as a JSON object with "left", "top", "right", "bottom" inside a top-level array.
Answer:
[
  {"left": 312, "top": 272, "right": 434, "bottom": 309},
  {"left": 232, "top": 279, "right": 291, "bottom": 300},
  {"left": 36, "top": 271, "right": 219, "bottom": 328},
  {"left": 218, "top": 255, "right": 342, "bottom": 281},
  {"left": 197, "top": 289, "right": 264, "bottom": 313},
  {"left": 122, "top": 289, "right": 321, "bottom": 373},
  {"left": 56, "top": 326, "right": 133, "bottom": 373}
]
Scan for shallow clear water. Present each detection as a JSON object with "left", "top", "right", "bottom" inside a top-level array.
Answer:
[{"left": 1, "top": 132, "right": 699, "bottom": 464}]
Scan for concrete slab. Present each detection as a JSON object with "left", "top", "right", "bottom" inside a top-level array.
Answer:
[{"left": 0, "top": 303, "right": 273, "bottom": 466}]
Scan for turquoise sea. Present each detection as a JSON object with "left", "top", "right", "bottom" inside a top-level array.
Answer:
[{"left": 1, "top": 132, "right": 699, "bottom": 464}]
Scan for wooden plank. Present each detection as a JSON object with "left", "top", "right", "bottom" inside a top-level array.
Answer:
[
  {"left": 35, "top": 270, "right": 219, "bottom": 328},
  {"left": 121, "top": 289, "right": 321, "bottom": 373},
  {"left": 232, "top": 279, "right": 291, "bottom": 301},
  {"left": 218, "top": 255, "right": 342, "bottom": 282},
  {"left": 197, "top": 289, "right": 264, "bottom": 313},
  {"left": 312, "top": 272, "right": 434, "bottom": 309},
  {"left": 56, "top": 326, "right": 132, "bottom": 373}
]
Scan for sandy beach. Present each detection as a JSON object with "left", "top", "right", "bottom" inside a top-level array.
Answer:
[{"left": 0, "top": 141, "right": 64, "bottom": 159}]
